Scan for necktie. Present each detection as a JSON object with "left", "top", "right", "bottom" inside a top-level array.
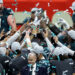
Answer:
[
  {"left": 32, "top": 66, "right": 36, "bottom": 75},
  {"left": 29, "top": 66, "right": 33, "bottom": 75}
]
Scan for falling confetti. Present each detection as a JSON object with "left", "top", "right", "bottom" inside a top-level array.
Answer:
[
  {"left": 68, "top": 12, "right": 71, "bottom": 15},
  {"left": 44, "top": 47, "right": 49, "bottom": 50},
  {"left": 53, "top": 9, "right": 59, "bottom": 12},
  {"left": 12, "top": 3, "right": 18, "bottom": 7},
  {"left": 12, "top": 0, "right": 18, "bottom": 6},
  {"left": 31, "top": 25, "right": 36, "bottom": 30},
  {"left": 50, "top": 0, "right": 52, "bottom": 2},
  {"left": 69, "top": 6, "right": 72, "bottom": 9},
  {"left": 64, "top": 9, "right": 69, "bottom": 13},
  {"left": 36, "top": 3, "right": 40, "bottom": 7},
  {"left": 44, "top": 10, "right": 47, "bottom": 18},
  {"left": 41, "top": 43, "right": 44, "bottom": 46},
  {"left": 48, "top": 3, "right": 50, "bottom": 7},
  {"left": 15, "top": 0, "right": 17, "bottom": 2},
  {"left": 15, "top": 8, "right": 17, "bottom": 12}
]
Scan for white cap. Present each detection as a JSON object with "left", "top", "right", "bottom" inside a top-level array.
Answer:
[
  {"left": 0, "top": 0, "right": 3, "bottom": 3},
  {"left": 0, "top": 47, "right": 6, "bottom": 55},
  {"left": 68, "top": 30, "right": 75, "bottom": 40},
  {"left": 31, "top": 8, "right": 38, "bottom": 12},
  {"left": 32, "top": 42, "right": 44, "bottom": 54},
  {"left": 72, "top": 1, "right": 75, "bottom": 10},
  {"left": 33, "top": 46, "right": 44, "bottom": 54},
  {"left": 11, "top": 42, "right": 21, "bottom": 51},
  {"left": 32, "top": 42, "right": 39, "bottom": 48}
]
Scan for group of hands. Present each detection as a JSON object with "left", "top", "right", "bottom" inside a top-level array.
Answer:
[
  {"left": 0, "top": 23, "right": 59, "bottom": 47},
  {"left": 24, "top": 23, "right": 59, "bottom": 44}
]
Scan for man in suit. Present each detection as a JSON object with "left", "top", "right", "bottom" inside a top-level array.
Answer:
[{"left": 20, "top": 52, "right": 48, "bottom": 75}]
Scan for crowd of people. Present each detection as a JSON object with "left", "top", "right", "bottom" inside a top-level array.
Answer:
[{"left": 0, "top": 0, "right": 75, "bottom": 75}]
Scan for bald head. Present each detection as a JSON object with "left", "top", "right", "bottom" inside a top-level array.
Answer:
[{"left": 28, "top": 52, "right": 37, "bottom": 65}]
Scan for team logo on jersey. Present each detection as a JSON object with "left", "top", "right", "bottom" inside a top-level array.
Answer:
[
  {"left": 62, "top": 70, "right": 68, "bottom": 75},
  {"left": 69, "top": 62, "right": 74, "bottom": 65}
]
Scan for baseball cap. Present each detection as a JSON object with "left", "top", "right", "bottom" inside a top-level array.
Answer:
[
  {"left": 11, "top": 42, "right": 21, "bottom": 51},
  {"left": 31, "top": 8, "right": 38, "bottom": 13},
  {"left": 0, "top": 47, "right": 6, "bottom": 55}
]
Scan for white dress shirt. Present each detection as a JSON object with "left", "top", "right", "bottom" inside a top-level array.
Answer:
[{"left": 32, "top": 63, "right": 36, "bottom": 75}]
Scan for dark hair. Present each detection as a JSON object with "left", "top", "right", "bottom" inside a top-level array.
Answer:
[
  {"left": 15, "top": 50, "right": 21, "bottom": 55},
  {"left": 59, "top": 54, "right": 69, "bottom": 60},
  {"left": 51, "top": 37, "right": 57, "bottom": 47},
  {"left": 68, "top": 52, "right": 75, "bottom": 60},
  {"left": 31, "top": 11, "right": 35, "bottom": 14},
  {"left": 37, "top": 33, "right": 44, "bottom": 41}
]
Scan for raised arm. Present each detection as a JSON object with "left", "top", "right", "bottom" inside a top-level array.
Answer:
[{"left": 43, "top": 30, "right": 55, "bottom": 52}]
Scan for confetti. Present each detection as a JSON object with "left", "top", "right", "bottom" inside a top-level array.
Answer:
[
  {"left": 15, "top": 0, "right": 17, "bottom": 2},
  {"left": 64, "top": 9, "right": 69, "bottom": 13},
  {"left": 44, "top": 10, "right": 47, "bottom": 18},
  {"left": 27, "top": 44, "right": 30, "bottom": 47},
  {"left": 12, "top": 0, "right": 18, "bottom": 6},
  {"left": 36, "top": 3, "right": 39, "bottom": 7},
  {"left": 69, "top": 6, "right": 72, "bottom": 9},
  {"left": 52, "top": 66, "right": 56, "bottom": 68},
  {"left": 50, "top": 0, "right": 52, "bottom": 2},
  {"left": 68, "top": 12, "right": 71, "bottom": 15},
  {"left": 12, "top": 3, "right": 18, "bottom": 6},
  {"left": 31, "top": 25, "right": 36, "bottom": 28},
  {"left": 65, "top": 11, "right": 71, "bottom": 14},
  {"left": 48, "top": 3, "right": 50, "bottom": 7},
  {"left": 41, "top": 43, "right": 44, "bottom": 46},
  {"left": 44, "top": 47, "right": 49, "bottom": 50},
  {"left": 57, "top": 56, "right": 60, "bottom": 61},
  {"left": 15, "top": 8, "right": 17, "bottom": 12},
  {"left": 53, "top": 9, "right": 59, "bottom": 12},
  {"left": 51, "top": 32, "right": 56, "bottom": 37}
]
